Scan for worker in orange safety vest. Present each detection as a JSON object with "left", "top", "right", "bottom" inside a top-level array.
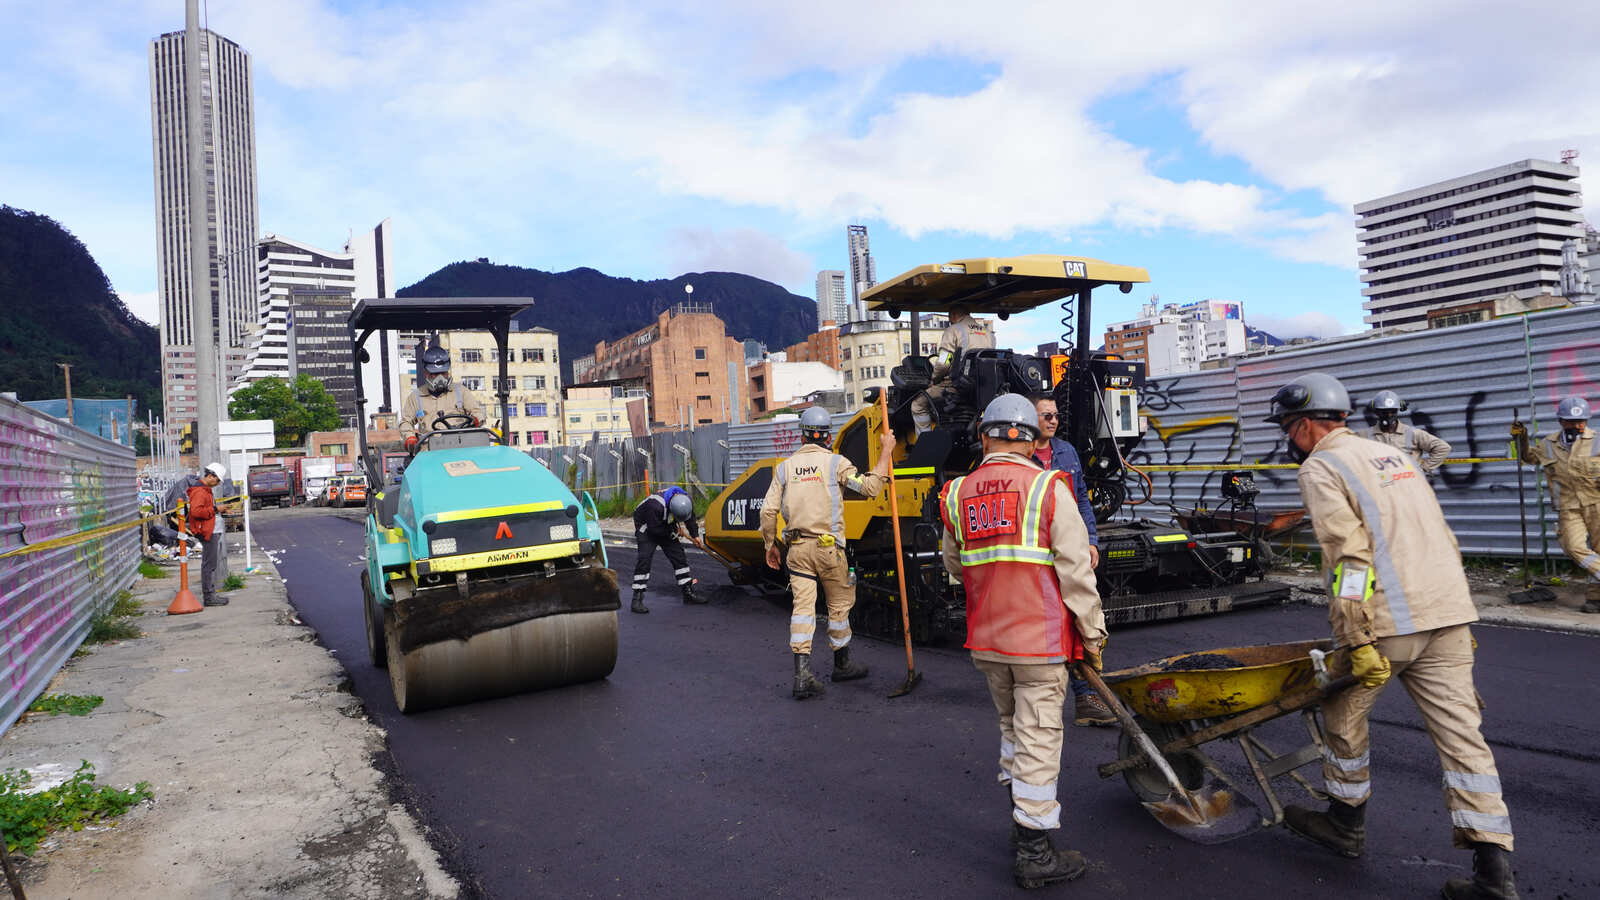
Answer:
[{"left": 939, "top": 393, "right": 1105, "bottom": 890}]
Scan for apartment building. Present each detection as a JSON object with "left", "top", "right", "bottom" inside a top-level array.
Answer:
[
  {"left": 837, "top": 315, "right": 955, "bottom": 403},
  {"left": 747, "top": 361, "right": 844, "bottom": 417},
  {"left": 571, "top": 303, "right": 744, "bottom": 429},
  {"left": 438, "top": 327, "right": 563, "bottom": 446},
  {"left": 1103, "top": 299, "right": 1246, "bottom": 377},
  {"left": 563, "top": 383, "right": 647, "bottom": 444}
]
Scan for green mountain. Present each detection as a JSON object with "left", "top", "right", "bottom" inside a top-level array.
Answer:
[
  {"left": 397, "top": 261, "right": 818, "bottom": 381},
  {"left": 0, "top": 206, "right": 161, "bottom": 416}
]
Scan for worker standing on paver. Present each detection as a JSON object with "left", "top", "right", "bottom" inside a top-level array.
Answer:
[
  {"left": 940, "top": 394, "right": 1104, "bottom": 890},
  {"left": 1029, "top": 393, "right": 1114, "bottom": 728},
  {"left": 630, "top": 486, "right": 704, "bottom": 613},
  {"left": 761, "top": 407, "right": 895, "bottom": 698},
  {"left": 401, "top": 335, "right": 484, "bottom": 446},
  {"left": 1362, "top": 390, "right": 1451, "bottom": 474},
  {"left": 1512, "top": 395, "right": 1600, "bottom": 614},
  {"left": 911, "top": 305, "right": 994, "bottom": 433},
  {"left": 1268, "top": 372, "right": 1517, "bottom": 900},
  {"left": 163, "top": 462, "right": 228, "bottom": 607}
]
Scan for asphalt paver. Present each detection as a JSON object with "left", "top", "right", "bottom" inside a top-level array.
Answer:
[{"left": 256, "top": 509, "right": 1600, "bottom": 899}]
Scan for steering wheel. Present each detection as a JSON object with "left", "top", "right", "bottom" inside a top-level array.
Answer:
[{"left": 431, "top": 412, "right": 477, "bottom": 431}]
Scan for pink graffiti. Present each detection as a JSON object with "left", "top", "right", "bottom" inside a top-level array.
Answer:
[{"left": 1544, "top": 342, "right": 1600, "bottom": 407}]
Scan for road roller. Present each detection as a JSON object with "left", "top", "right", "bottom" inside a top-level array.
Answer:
[
  {"left": 703, "top": 255, "right": 1288, "bottom": 644},
  {"left": 348, "top": 298, "right": 619, "bottom": 713}
]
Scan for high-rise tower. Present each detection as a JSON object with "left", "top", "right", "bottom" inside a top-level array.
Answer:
[
  {"left": 846, "top": 225, "right": 877, "bottom": 322},
  {"left": 149, "top": 27, "right": 258, "bottom": 430}
]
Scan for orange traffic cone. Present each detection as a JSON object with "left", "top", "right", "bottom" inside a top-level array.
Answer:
[{"left": 168, "top": 510, "right": 203, "bottom": 615}]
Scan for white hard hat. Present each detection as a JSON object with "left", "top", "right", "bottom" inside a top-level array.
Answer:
[
  {"left": 979, "top": 393, "right": 1041, "bottom": 442},
  {"left": 205, "top": 462, "right": 227, "bottom": 479}
]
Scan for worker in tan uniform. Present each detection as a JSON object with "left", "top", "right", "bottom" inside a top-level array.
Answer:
[
  {"left": 940, "top": 394, "right": 1104, "bottom": 890},
  {"left": 1363, "top": 389, "right": 1451, "bottom": 474},
  {"left": 400, "top": 336, "right": 484, "bottom": 447},
  {"left": 911, "top": 305, "right": 995, "bottom": 433},
  {"left": 760, "top": 406, "right": 895, "bottom": 698},
  {"left": 1512, "top": 394, "right": 1600, "bottom": 613},
  {"left": 1268, "top": 372, "right": 1517, "bottom": 900}
]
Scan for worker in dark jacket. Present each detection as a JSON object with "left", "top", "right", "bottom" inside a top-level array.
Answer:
[
  {"left": 163, "top": 463, "right": 228, "bottom": 607},
  {"left": 1031, "top": 395, "right": 1113, "bottom": 727},
  {"left": 631, "top": 486, "right": 704, "bottom": 613}
]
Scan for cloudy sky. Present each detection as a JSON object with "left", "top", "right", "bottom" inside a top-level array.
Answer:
[{"left": 3, "top": 0, "right": 1596, "bottom": 347}]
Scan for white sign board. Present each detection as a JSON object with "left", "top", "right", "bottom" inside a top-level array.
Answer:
[{"left": 219, "top": 419, "right": 275, "bottom": 453}]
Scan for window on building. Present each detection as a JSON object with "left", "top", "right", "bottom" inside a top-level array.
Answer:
[
  {"left": 525, "top": 402, "right": 547, "bottom": 417},
  {"left": 459, "top": 349, "right": 483, "bottom": 363},
  {"left": 492, "top": 376, "right": 513, "bottom": 392},
  {"left": 461, "top": 376, "right": 484, "bottom": 391},
  {"left": 489, "top": 349, "right": 501, "bottom": 362},
  {"left": 530, "top": 431, "right": 548, "bottom": 445},
  {"left": 509, "top": 431, "right": 521, "bottom": 446},
  {"left": 696, "top": 395, "right": 711, "bottom": 403},
  {"left": 507, "top": 406, "right": 518, "bottom": 417},
  {"left": 322, "top": 443, "right": 348, "bottom": 456},
  {"left": 694, "top": 347, "right": 707, "bottom": 360},
  {"left": 522, "top": 348, "right": 546, "bottom": 363},
  {"left": 532, "top": 375, "right": 548, "bottom": 390},
  {"left": 569, "top": 414, "right": 582, "bottom": 423}
]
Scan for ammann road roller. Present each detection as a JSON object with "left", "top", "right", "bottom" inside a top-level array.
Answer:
[
  {"left": 703, "top": 255, "right": 1287, "bottom": 644},
  {"left": 348, "top": 298, "right": 619, "bottom": 713}
]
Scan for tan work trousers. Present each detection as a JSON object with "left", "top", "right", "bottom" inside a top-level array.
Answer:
[
  {"left": 974, "top": 658, "right": 1069, "bottom": 831},
  {"left": 1556, "top": 504, "right": 1600, "bottom": 582},
  {"left": 1321, "top": 624, "right": 1513, "bottom": 851},
  {"left": 785, "top": 539, "right": 854, "bottom": 655},
  {"left": 910, "top": 382, "right": 949, "bottom": 427}
]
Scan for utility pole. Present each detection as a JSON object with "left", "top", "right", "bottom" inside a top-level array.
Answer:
[
  {"left": 185, "top": 0, "right": 220, "bottom": 465},
  {"left": 58, "top": 362, "right": 73, "bottom": 424}
]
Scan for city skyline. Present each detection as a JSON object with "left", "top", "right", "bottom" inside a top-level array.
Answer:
[{"left": 5, "top": 2, "right": 1598, "bottom": 352}]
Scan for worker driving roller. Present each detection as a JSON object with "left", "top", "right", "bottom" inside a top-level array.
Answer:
[
  {"left": 1362, "top": 390, "right": 1450, "bottom": 474},
  {"left": 760, "top": 406, "right": 896, "bottom": 698},
  {"left": 911, "top": 304, "right": 994, "bottom": 433},
  {"left": 401, "top": 334, "right": 484, "bottom": 449}
]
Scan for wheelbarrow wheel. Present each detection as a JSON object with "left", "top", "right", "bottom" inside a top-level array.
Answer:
[{"left": 1119, "top": 716, "right": 1206, "bottom": 803}]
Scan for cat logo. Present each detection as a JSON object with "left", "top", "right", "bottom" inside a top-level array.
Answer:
[
  {"left": 495, "top": 521, "right": 514, "bottom": 540},
  {"left": 1062, "top": 260, "right": 1087, "bottom": 278}
]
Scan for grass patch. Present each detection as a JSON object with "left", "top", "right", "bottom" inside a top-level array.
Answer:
[
  {"left": 0, "top": 761, "right": 152, "bottom": 855},
  {"left": 221, "top": 573, "right": 246, "bottom": 592},
  {"left": 108, "top": 591, "right": 140, "bottom": 618},
  {"left": 137, "top": 560, "right": 167, "bottom": 579},
  {"left": 84, "top": 590, "right": 143, "bottom": 646},
  {"left": 27, "top": 694, "right": 104, "bottom": 717}
]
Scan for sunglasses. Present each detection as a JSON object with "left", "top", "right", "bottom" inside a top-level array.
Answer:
[{"left": 1039, "top": 412, "right": 1058, "bottom": 421}]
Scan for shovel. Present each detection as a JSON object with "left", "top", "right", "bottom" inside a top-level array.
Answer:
[
  {"left": 879, "top": 392, "right": 921, "bottom": 699},
  {"left": 1507, "top": 410, "right": 1556, "bottom": 605},
  {"left": 1078, "top": 665, "right": 1263, "bottom": 844}
]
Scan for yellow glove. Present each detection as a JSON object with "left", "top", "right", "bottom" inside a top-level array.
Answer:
[
  {"left": 1350, "top": 644, "right": 1391, "bottom": 689},
  {"left": 1082, "top": 638, "right": 1105, "bottom": 673},
  {"left": 1508, "top": 421, "right": 1527, "bottom": 439}
]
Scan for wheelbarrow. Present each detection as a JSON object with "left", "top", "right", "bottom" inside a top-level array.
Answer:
[{"left": 1084, "top": 640, "right": 1357, "bottom": 844}]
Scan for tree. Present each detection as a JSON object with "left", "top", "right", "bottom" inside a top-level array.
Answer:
[{"left": 228, "top": 375, "right": 342, "bottom": 447}]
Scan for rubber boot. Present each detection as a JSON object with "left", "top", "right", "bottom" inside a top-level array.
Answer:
[
  {"left": 682, "top": 584, "right": 708, "bottom": 605},
  {"left": 831, "top": 645, "right": 869, "bottom": 682},
  {"left": 630, "top": 590, "right": 649, "bottom": 614},
  {"left": 1013, "top": 825, "right": 1086, "bottom": 890},
  {"left": 1582, "top": 583, "right": 1600, "bottom": 614},
  {"left": 1284, "top": 800, "right": 1365, "bottom": 858},
  {"left": 1441, "top": 842, "right": 1519, "bottom": 900},
  {"left": 792, "top": 653, "right": 825, "bottom": 700}
]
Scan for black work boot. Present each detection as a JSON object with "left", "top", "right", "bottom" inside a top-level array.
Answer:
[
  {"left": 1442, "top": 842, "right": 1519, "bottom": 900},
  {"left": 1013, "top": 825, "right": 1086, "bottom": 889},
  {"left": 681, "top": 584, "right": 708, "bottom": 605},
  {"left": 831, "top": 645, "right": 869, "bottom": 682},
  {"left": 792, "top": 653, "right": 825, "bottom": 700},
  {"left": 630, "top": 590, "right": 649, "bottom": 614},
  {"left": 1284, "top": 800, "right": 1366, "bottom": 858},
  {"left": 1583, "top": 584, "right": 1600, "bottom": 614},
  {"left": 203, "top": 596, "right": 228, "bottom": 607}
]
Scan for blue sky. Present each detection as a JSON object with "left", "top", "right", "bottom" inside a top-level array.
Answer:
[{"left": 2, "top": 0, "right": 1596, "bottom": 348}]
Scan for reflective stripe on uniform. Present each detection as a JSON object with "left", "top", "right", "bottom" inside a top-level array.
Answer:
[
  {"left": 1325, "top": 779, "right": 1371, "bottom": 801},
  {"left": 1443, "top": 771, "right": 1502, "bottom": 794},
  {"left": 1451, "top": 809, "right": 1513, "bottom": 835},
  {"left": 1013, "top": 807, "right": 1060, "bottom": 830},
  {"left": 827, "top": 454, "right": 844, "bottom": 545},
  {"left": 1000, "top": 739, "right": 1015, "bottom": 762},
  {"left": 827, "top": 619, "right": 850, "bottom": 632},
  {"left": 1318, "top": 454, "right": 1418, "bottom": 635},
  {"left": 776, "top": 461, "right": 789, "bottom": 531},
  {"left": 791, "top": 615, "right": 814, "bottom": 626},
  {"left": 828, "top": 633, "right": 851, "bottom": 649},
  {"left": 1010, "top": 778, "right": 1057, "bottom": 803},
  {"left": 1324, "top": 748, "right": 1369, "bottom": 773},
  {"left": 959, "top": 545, "right": 1055, "bottom": 566}
]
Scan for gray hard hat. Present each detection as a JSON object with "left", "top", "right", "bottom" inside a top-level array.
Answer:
[
  {"left": 1370, "top": 390, "right": 1406, "bottom": 412},
  {"left": 667, "top": 492, "right": 694, "bottom": 522},
  {"left": 799, "top": 407, "right": 832, "bottom": 435},
  {"left": 420, "top": 337, "right": 450, "bottom": 375},
  {"left": 1264, "top": 372, "right": 1351, "bottom": 424},
  {"left": 979, "top": 392, "right": 1041, "bottom": 442},
  {"left": 1557, "top": 395, "right": 1591, "bottom": 421}
]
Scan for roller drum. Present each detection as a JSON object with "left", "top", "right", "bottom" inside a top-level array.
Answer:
[{"left": 387, "top": 610, "right": 618, "bottom": 713}]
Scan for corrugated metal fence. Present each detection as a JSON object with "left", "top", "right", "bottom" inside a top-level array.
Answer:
[
  {"left": 525, "top": 425, "right": 732, "bottom": 503},
  {"left": 0, "top": 397, "right": 140, "bottom": 733},
  {"left": 1129, "top": 304, "right": 1600, "bottom": 558}
]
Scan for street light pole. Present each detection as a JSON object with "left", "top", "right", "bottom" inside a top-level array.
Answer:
[{"left": 57, "top": 362, "right": 73, "bottom": 425}]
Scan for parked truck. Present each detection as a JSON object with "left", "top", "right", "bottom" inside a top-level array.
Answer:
[
  {"left": 247, "top": 464, "right": 295, "bottom": 510},
  {"left": 300, "top": 456, "right": 337, "bottom": 505}
]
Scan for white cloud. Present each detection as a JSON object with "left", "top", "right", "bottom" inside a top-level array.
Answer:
[
  {"left": 1249, "top": 311, "right": 1350, "bottom": 341},
  {"left": 120, "top": 290, "right": 159, "bottom": 325},
  {"left": 667, "top": 227, "right": 813, "bottom": 286}
]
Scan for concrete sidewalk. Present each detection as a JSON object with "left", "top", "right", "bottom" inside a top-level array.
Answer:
[{"left": 1, "top": 533, "right": 458, "bottom": 899}]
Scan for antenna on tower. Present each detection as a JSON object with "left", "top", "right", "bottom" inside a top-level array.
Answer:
[{"left": 1561, "top": 148, "right": 1579, "bottom": 165}]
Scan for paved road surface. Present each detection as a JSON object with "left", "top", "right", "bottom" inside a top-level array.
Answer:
[{"left": 255, "top": 509, "right": 1600, "bottom": 899}]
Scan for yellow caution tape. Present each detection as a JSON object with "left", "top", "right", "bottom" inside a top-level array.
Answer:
[{"left": 0, "top": 505, "right": 183, "bottom": 562}]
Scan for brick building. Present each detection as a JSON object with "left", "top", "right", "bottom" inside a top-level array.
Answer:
[
  {"left": 780, "top": 323, "right": 841, "bottom": 370},
  {"left": 571, "top": 303, "right": 744, "bottom": 429}
]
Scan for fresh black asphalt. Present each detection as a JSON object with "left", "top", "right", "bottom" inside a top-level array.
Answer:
[{"left": 255, "top": 510, "right": 1600, "bottom": 899}]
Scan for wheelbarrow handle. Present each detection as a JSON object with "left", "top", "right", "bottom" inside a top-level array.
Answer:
[{"left": 1079, "top": 665, "right": 1203, "bottom": 816}]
